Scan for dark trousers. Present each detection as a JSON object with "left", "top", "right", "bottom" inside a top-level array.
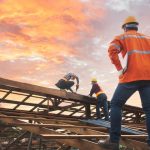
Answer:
[
  {"left": 96, "top": 93, "right": 109, "bottom": 121},
  {"left": 110, "top": 80, "right": 150, "bottom": 145},
  {"left": 55, "top": 79, "right": 74, "bottom": 90}
]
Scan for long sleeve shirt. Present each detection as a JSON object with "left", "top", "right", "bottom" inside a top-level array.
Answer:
[
  {"left": 63, "top": 73, "right": 79, "bottom": 84},
  {"left": 108, "top": 30, "right": 150, "bottom": 83},
  {"left": 89, "top": 83, "right": 103, "bottom": 96}
]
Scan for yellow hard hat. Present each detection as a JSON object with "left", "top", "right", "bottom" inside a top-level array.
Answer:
[
  {"left": 122, "top": 16, "right": 139, "bottom": 28},
  {"left": 91, "top": 78, "right": 97, "bottom": 82}
]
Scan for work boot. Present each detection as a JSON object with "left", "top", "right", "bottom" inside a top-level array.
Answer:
[{"left": 98, "top": 138, "right": 119, "bottom": 150}]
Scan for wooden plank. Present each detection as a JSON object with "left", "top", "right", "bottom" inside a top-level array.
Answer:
[
  {"left": 0, "top": 90, "right": 12, "bottom": 102},
  {"left": 0, "top": 115, "right": 79, "bottom": 123},
  {"left": 0, "top": 99, "right": 48, "bottom": 109},
  {"left": 85, "top": 104, "right": 91, "bottom": 118},
  {"left": 1, "top": 99, "right": 76, "bottom": 112},
  {"left": 42, "top": 134, "right": 108, "bottom": 139},
  {"left": 41, "top": 134, "right": 148, "bottom": 139},
  {"left": 7, "top": 123, "right": 106, "bottom": 130},
  {"left": 29, "top": 97, "right": 48, "bottom": 112},
  {"left": 0, "top": 108, "right": 82, "bottom": 120},
  {"left": 13, "top": 94, "right": 32, "bottom": 110},
  {"left": 40, "top": 119, "right": 107, "bottom": 135}
]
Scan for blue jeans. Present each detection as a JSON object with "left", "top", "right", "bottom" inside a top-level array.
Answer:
[
  {"left": 110, "top": 80, "right": 150, "bottom": 145},
  {"left": 96, "top": 93, "right": 109, "bottom": 121}
]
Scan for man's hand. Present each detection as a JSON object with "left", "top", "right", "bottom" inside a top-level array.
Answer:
[
  {"left": 118, "top": 67, "right": 127, "bottom": 77},
  {"left": 88, "top": 94, "right": 92, "bottom": 98},
  {"left": 69, "top": 88, "right": 74, "bottom": 93},
  {"left": 118, "top": 69, "right": 124, "bottom": 76},
  {"left": 76, "top": 84, "right": 79, "bottom": 91}
]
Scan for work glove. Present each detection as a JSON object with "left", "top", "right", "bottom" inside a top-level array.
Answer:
[
  {"left": 118, "top": 67, "right": 127, "bottom": 77},
  {"left": 69, "top": 88, "right": 74, "bottom": 93},
  {"left": 118, "top": 69, "right": 124, "bottom": 76},
  {"left": 88, "top": 95, "right": 92, "bottom": 98}
]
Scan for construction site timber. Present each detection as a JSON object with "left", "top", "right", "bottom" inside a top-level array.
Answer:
[{"left": 0, "top": 77, "right": 149, "bottom": 150}]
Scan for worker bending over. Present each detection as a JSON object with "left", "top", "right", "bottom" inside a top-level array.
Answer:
[
  {"left": 89, "top": 78, "right": 109, "bottom": 121},
  {"left": 55, "top": 73, "right": 79, "bottom": 93}
]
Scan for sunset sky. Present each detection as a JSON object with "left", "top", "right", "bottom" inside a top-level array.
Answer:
[{"left": 0, "top": 0, "right": 150, "bottom": 107}]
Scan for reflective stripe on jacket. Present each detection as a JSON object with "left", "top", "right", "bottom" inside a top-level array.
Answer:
[
  {"left": 95, "top": 91, "right": 104, "bottom": 97},
  {"left": 108, "top": 30, "right": 150, "bottom": 83}
]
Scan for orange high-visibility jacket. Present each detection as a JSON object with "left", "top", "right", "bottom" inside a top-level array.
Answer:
[{"left": 108, "top": 30, "right": 150, "bottom": 83}]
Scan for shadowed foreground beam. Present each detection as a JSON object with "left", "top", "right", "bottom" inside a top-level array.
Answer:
[
  {"left": 0, "top": 114, "right": 104, "bottom": 150},
  {"left": 8, "top": 123, "right": 104, "bottom": 130},
  {"left": 41, "top": 134, "right": 148, "bottom": 140}
]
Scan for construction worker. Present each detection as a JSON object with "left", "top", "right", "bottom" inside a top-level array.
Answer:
[
  {"left": 89, "top": 78, "right": 109, "bottom": 121},
  {"left": 55, "top": 73, "right": 79, "bottom": 93},
  {"left": 99, "top": 16, "right": 150, "bottom": 150}
]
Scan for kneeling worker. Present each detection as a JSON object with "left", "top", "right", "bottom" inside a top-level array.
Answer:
[
  {"left": 89, "top": 78, "right": 109, "bottom": 121},
  {"left": 55, "top": 73, "right": 79, "bottom": 93}
]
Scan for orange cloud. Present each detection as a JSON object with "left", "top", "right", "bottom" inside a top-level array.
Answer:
[
  {"left": 0, "top": 0, "right": 105, "bottom": 62},
  {"left": 0, "top": 0, "right": 88, "bottom": 40}
]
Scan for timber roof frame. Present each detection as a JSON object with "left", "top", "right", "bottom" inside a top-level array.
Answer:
[{"left": 0, "top": 77, "right": 149, "bottom": 150}]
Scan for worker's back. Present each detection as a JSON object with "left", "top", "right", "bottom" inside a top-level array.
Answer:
[{"left": 111, "top": 30, "right": 150, "bottom": 83}]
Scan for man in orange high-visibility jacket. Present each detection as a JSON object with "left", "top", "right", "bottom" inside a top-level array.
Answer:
[{"left": 99, "top": 16, "right": 150, "bottom": 150}]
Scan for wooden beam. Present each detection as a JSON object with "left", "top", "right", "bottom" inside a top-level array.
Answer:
[
  {"left": 1, "top": 99, "right": 72, "bottom": 111},
  {"left": 41, "top": 134, "right": 148, "bottom": 139},
  {"left": 13, "top": 94, "right": 32, "bottom": 110},
  {"left": 0, "top": 99, "right": 48, "bottom": 109},
  {"left": 85, "top": 104, "right": 91, "bottom": 118},
  {"left": 7, "top": 123, "right": 106, "bottom": 130},
  {"left": 0, "top": 108, "right": 82, "bottom": 120},
  {"left": 0, "top": 90, "right": 12, "bottom": 102},
  {"left": 0, "top": 77, "right": 96, "bottom": 104},
  {"left": 0, "top": 115, "right": 79, "bottom": 124},
  {"left": 29, "top": 97, "right": 49, "bottom": 112}
]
